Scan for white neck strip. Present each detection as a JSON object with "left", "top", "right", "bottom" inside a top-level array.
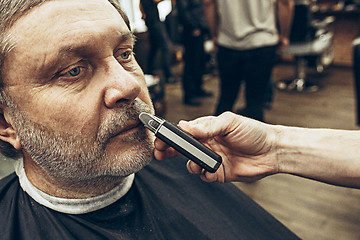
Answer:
[{"left": 14, "top": 160, "right": 134, "bottom": 214}]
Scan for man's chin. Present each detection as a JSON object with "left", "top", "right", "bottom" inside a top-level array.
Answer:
[
  {"left": 99, "top": 147, "right": 153, "bottom": 177},
  {"left": 98, "top": 133, "right": 154, "bottom": 177}
]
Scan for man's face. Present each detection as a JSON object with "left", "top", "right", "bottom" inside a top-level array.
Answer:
[{"left": 2, "top": 0, "right": 155, "bottom": 182}]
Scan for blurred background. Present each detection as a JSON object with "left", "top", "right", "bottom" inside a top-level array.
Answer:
[{"left": 2, "top": 0, "right": 360, "bottom": 239}]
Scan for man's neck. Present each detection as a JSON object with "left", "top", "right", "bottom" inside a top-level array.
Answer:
[
  {"left": 23, "top": 155, "right": 126, "bottom": 199},
  {"left": 15, "top": 159, "right": 135, "bottom": 214}
]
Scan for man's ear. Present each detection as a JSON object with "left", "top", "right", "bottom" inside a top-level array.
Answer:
[{"left": 0, "top": 108, "right": 21, "bottom": 150}]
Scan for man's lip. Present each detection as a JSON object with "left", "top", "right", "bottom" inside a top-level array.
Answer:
[{"left": 112, "top": 121, "right": 142, "bottom": 137}]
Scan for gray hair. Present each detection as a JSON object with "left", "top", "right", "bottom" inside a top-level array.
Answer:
[{"left": 0, "top": 0, "right": 130, "bottom": 158}]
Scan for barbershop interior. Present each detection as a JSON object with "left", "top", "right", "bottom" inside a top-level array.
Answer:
[{"left": 1, "top": 0, "right": 360, "bottom": 239}]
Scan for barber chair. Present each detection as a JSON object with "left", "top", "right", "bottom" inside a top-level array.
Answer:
[
  {"left": 276, "top": 0, "right": 334, "bottom": 92},
  {"left": 353, "top": 38, "right": 360, "bottom": 125}
]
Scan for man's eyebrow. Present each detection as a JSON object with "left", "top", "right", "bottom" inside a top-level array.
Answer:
[
  {"left": 58, "top": 32, "right": 136, "bottom": 56},
  {"left": 120, "top": 32, "right": 137, "bottom": 45},
  {"left": 40, "top": 32, "right": 136, "bottom": 75}
]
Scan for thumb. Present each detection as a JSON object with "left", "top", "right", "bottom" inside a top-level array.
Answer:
[{"left": 178, "top": 115, "right": 227, "bottom": 140}]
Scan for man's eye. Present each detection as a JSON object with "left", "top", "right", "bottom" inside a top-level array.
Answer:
[
  {"left": 67, "top": 67, "right": 81, "bottom": 77},
  {"left": 118, "top": 50, "right": 132, "bottom": 60},
  {"left": 52, "top": 62, "right": 90, "bottom": 85}
]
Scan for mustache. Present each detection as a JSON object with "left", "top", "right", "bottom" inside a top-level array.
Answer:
[{"left": 96, "top": 99, "right": 153, "bottom": 143}]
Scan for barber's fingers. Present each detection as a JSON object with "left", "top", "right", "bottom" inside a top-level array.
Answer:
[
  {"left": 186, "top": 160, "right": 218, "bottom": 183},
  {"left": 154, "top": 137, "right": 169, "bottom": 150},
  {"left": 179, "top": 117, "right": 219, "bottom": 139},
  {"left": 179, "top": 112, "right": 235, "bottom": 140},
  {"left": 153, "top": 138, "right": 180, "bottom": 161},
  {"left": 153, "top": 147, "right": 179, "bottom": 161},
  {"left": 154, "top": 115, "right": 225, "bottom": 159},
  {"left": 186, "top": 160, "right": 202, "bottom": 174}
]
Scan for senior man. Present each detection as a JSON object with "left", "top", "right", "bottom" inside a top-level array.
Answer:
[{"left": 0, "top": 0, "right": 299, "bottom": 239}]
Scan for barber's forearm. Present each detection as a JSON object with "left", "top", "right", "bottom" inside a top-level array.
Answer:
[
  {"left": 202, "top": 0, "right": 218, "bottom": 39},
  {"left": 275, "top": 126, "right": 360, "bottom": 188},
  {"left": 277, "top": 0, "right": 294, "bottom": 39}
]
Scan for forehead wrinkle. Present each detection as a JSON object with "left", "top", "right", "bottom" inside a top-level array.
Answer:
[
  {"left": 58, "top": 31, "right": 136, "bottom": 56},
  {"left": 43, "top": 31, "right": 136, "bottom": 71},
  {"left": 23, "top": 31, "right": 136, "bottom": 80},
  {"left": 3, "top": 0, "right": 135, "bottom": 83},
  {"left": 1, "top": 32, "right": 17, "bottom": 58}
]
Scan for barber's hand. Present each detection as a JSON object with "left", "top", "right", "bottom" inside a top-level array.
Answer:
[
  {"left": 154, "top": 112, "right": 279, "bottom": 183},
  {"left": 192, "top": 29, "right": 201, "bottom": 37},
  {"left": 278, "top": 36, "right": 290, "bottom": 51}
]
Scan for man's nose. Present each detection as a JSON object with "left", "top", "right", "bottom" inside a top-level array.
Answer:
[{"left": 103, "top": 59, "right": 142, "bottom": 108}]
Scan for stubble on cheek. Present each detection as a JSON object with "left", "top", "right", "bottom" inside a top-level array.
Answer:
[
  {"left": 93, "top": 100, "right": 155, "bottom": 176},
  {"left": 12, "top": 98, "right": 155, "bottom": 182}
]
